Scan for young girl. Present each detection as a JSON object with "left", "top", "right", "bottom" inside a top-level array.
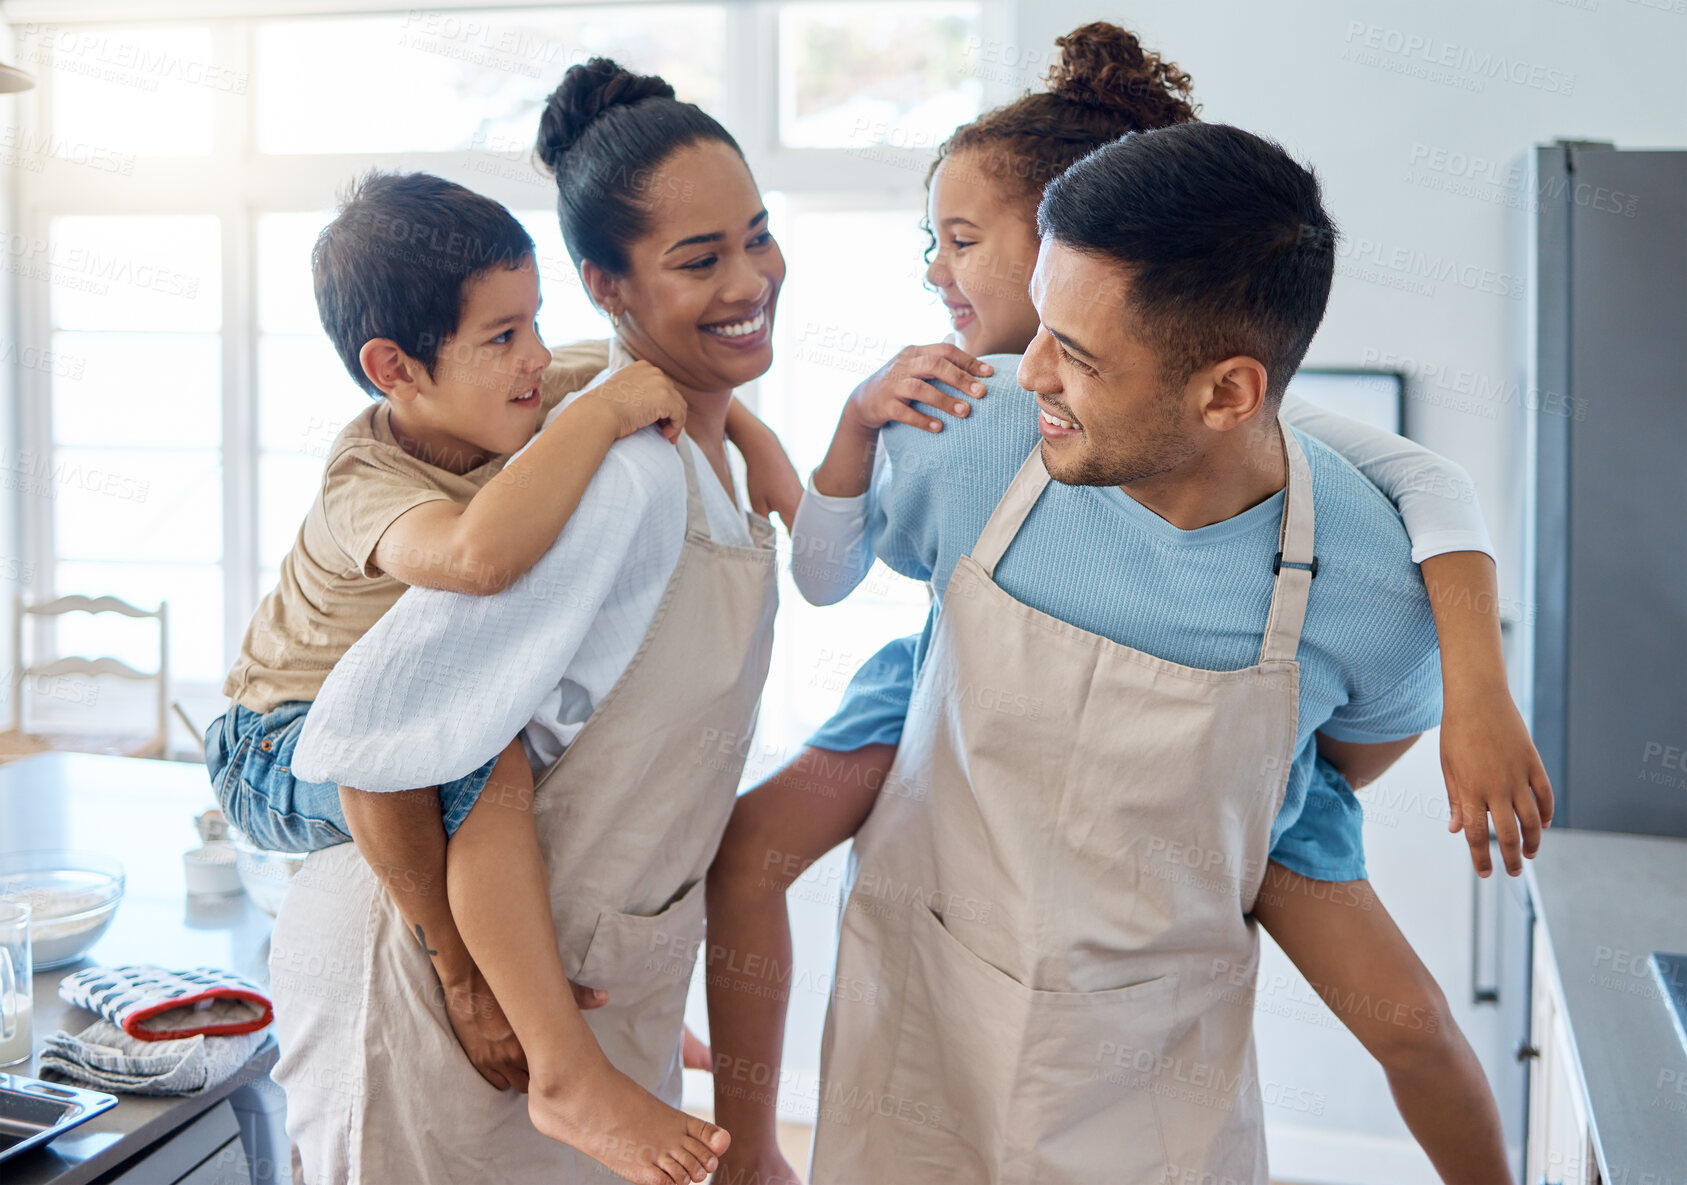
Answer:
[{"left": 707, "top": 23, "right": 1546, "bottom": 1185}]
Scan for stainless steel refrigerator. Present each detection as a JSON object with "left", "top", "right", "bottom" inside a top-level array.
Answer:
[{"left": 1528, "top": 139, "right": 1687, "bottom": 840}]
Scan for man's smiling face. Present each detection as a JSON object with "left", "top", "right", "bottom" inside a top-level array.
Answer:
[{"left": 1015, "top": 236, "right": 1200, "bottom": 488}]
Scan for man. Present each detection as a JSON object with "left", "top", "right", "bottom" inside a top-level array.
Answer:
[{"left": 713, "top": 122, "right": 1446, "bottom": 1184}]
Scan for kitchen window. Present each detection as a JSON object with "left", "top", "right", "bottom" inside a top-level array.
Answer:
[{"left": 9, "top": 1, "right": 1010, "bottom": 752}]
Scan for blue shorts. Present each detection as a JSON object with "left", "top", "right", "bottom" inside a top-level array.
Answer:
[
  {"left": 806, "top": 633, "right": 920, "bottom": 753},
  {"left": 204, "top": 701, "right": 499, "bottom": 853}
]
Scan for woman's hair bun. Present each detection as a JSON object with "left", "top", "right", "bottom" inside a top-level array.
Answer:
[
  {"left": 536, "top": 57, "right": 676, "bottom": 175},
  {"left": 1045, "top": 22, "right": 1195, "bottom": 120}
]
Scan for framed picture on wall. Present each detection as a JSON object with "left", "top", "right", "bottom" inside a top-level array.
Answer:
[{"left": 1287, "top": 368, "right": 1405, "bottom": 436}]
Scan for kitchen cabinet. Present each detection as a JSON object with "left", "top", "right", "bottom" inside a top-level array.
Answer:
[
  {"left": 104, "top": 1102, "right": 249, "bottom": 1185},
  {"left": 1523, "top": 829, "right": 1687, "bottom": 1184},
  {"left": 1525, "top": 925, "right": 1598, "bottom": 1185}
]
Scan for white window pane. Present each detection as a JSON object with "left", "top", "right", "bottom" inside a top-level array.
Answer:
[
  {"left": 258, "top": 335, "right": 368, "bottom": 457},
  {"left": 52, "top": 332, "right": 219, "bottom": 449},
  {"left": 513, "top": 210, "right": 609, "bottom": 347},
  {"left": 50, "top": 215, "right": 221, "bottom": 332},
  {"left": 257, "top": 211, "right": 333, "bottom": 335},
  {"left": 259, "top": 453, "right": 323, "bottom": 572},
  {"left": 51, "top": 448, "right": 221, "bottom": 564},
  {"left": 748, "top": 197, "right": 949, "bottom": 752},
  {"left": 779, "top": 2, "right": 983, "bottom": 149},
  {"left": 762, "top": 199, "right": 950, "bottom": 465},
  {"left": 54, "top": 561, "right": 224, "bottom": 684},
  {"left": 40, "top": 26, "right": 220, "bottom": 157},
  {"left": 256, "top": 7, "right": 724, "bottom": 156}
]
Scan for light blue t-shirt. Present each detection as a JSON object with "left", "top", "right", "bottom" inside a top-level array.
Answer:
[{"left": 813, "top": 358, "right": 1443, "bottom": 883}]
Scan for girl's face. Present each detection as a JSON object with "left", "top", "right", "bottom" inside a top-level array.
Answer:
[
  {"left": 924, "top": 149, "right": 1043, "bottom": 357},
  {"left": 589, "top": 140, "right": 785, "bottom": 397}
]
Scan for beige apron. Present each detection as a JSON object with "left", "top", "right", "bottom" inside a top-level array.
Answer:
[
  {"left": 811, "top": 421, "right": 1315, "bottom": 1185},
  {"left": 272, "top": 441, "right": 777, "bottom": 1184}
]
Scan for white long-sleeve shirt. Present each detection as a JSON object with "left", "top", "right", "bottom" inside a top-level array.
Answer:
[
  {"left": 292, "top": 377, "right": 750, "bottom": 793},
  {"left": 789, "top": 393, "right": 1492, "bottom": 607}
]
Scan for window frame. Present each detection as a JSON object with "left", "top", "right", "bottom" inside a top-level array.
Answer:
[{"left": 8, "top": 0, "right": 1014, "bottom": 740}]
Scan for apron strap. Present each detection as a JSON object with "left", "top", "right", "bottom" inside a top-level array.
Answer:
[
  {"left": 676, "top": 437, "right": 711, "bottom": 539},
  {"left": 1259, "top": 420, "right": 1317, "bottom": 665},
  {"left": 972, "top": 445, "right": 1052, "bottom": 577}
]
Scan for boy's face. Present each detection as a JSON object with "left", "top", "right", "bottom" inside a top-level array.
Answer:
[{"left": 406, "top": 257, "right": 552, "bottom": 468}]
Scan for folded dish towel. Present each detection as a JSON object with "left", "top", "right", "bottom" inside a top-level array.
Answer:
[
  {"left": 57, "top": 965, "right": 273, "bottom": 1040},
  {"left": 39, "top": 1019, "right": 269, "bottom": 1097}
]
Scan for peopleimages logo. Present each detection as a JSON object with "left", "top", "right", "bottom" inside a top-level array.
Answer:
[{"left": 1341, "top": 22, "right": 1577, "bottom": 96}]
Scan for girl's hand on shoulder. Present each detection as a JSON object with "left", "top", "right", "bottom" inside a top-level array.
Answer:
[
  {"left": 844, "top": 343, "right": 994, "bottom": 434},
  {"left": 1440, "top": 691, "right": 1554, "bottom": 877}
]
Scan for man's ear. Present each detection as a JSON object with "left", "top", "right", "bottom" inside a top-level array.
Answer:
[
  {"left": 579, "top": 260, "right": 623, "bottom": 324},
  {"left": 1197, "top": 355, "right": 1271, "bottom": 431},
  {"left": 359, "top": 339, "right": 423, "bottom": 402}
]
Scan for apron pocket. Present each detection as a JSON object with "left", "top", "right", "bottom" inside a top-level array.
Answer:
[
  {"left": 890, "top": 906, "right": 1178, "bottom": 1185},
  {"left": 573, "top": 876, "right": 708, "bottom": 995}
]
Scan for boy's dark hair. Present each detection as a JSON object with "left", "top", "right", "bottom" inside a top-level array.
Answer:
[
  {"left": 535, "top": 57, "right": 743, "bottom": 275},
  {"left": 312, "top": 171, "right": 536, "bottom": 398},
  {"left": 1038, "top": 122, "right": 1338, "bottom": 403}
]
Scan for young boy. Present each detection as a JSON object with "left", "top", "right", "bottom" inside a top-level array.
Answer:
[{"left": 206, "top": 172, "right": 779, "bottom": 1177}]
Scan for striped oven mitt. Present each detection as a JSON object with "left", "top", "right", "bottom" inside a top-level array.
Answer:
[{"left": 57, "top": 964, "right": 273, "bottom": 1040}]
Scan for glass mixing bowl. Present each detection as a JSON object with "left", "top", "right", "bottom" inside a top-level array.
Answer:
[{"left": 0, "top": 851, "right": 125, "bottom": 969}]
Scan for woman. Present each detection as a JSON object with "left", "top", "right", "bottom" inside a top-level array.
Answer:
[
  {"left": 705, "top": 23, "right": 1537, "bottom": 1185},
  {"left": 270, "top": 59, "right": 788, "bottom": 1185}
]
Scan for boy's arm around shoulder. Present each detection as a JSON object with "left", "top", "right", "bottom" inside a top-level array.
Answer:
[
  {"left": 293, "top": 438, "right": 668, "bottom": 793},
  {"left": 372, "top": 360, "right": 685, "bottom": 595}
]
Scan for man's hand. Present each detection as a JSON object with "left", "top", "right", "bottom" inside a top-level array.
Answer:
[
  {"left": 682, "top": 1025, "right": 713, "bottom": 1072},
  {"left": 441, "top": 967, "right": 609, "bottom": 1092},
  {"left": 1441, "top": 691, "right": 1553, "bottom": 878},
  {"left": 578, "top": 360, "right": 687, "bottom": 443}
]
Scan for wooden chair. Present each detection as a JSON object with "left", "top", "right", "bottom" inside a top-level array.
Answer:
[{"left": 2, "top": 595, "right": 170, "bottom": 762}]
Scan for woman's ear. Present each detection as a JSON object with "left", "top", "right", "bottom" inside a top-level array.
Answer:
[
  {"left": 579, "top": 259, "right": 623, "bottom": 323},
  {"left": 359, "top": 339, "right": 423, "bottom": 402}
]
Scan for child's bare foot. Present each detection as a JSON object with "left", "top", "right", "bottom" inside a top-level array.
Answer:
[{"left": 530, "top": 1059, "right": 730, "bottom": 1184}]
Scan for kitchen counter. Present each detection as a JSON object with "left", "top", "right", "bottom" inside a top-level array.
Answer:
[
  {"left": 0, "top": 752, "right": 280, "bottom": 1185},
  {"left": 1524, "top": 828, "right": 1687, "bottom": 1183}
]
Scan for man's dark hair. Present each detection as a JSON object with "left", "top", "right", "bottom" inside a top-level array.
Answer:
[
  {"left": 312, "top": 171, "right": 535, "bottom": 398},
  {"left": 1037, "top": 122, "right": 1337, "bottom": 402}
]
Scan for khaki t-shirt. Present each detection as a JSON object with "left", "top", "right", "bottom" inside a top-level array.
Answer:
[{"left": 223, "top": 339, "right": 612, "bottom": 713}]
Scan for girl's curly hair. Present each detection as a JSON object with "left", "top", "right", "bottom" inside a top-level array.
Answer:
[{"left": 923, "top": 22, "right": 1199, "bottom": 260}]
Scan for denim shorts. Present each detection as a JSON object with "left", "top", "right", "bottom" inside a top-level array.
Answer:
[{"left": 205, "top": 700, "right": 499, "bottom": 853}]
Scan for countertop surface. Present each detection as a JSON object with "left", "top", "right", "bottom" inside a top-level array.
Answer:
[
  {"left": 1525, "top": 828, "right": 1687, "bottom": 1184},
  {"left": 0, "top": 752, "right": 278, "bottom": 1185}
]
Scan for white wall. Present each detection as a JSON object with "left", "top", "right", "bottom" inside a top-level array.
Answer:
[
  {"left": 999, "top": 2, "right": 1686, "bottom": 1181},
  {"left": 1010, "top": 0, "right": 1686, "bottom": 609}
]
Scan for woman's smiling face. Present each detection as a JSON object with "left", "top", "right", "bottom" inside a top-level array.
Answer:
[
  {"left": 924, "top": 149, "right": 1043, "bottom": 357},
  {"left": 588, "top": 140, "right": 785, "bottom": 394}
]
